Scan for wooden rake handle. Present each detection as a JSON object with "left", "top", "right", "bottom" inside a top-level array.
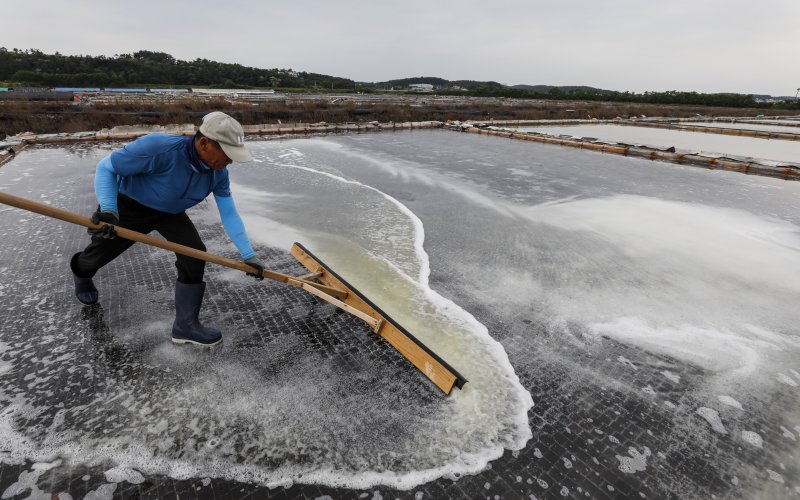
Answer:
[
  {"left": 0, "top": 190, "right": 464, "bottom": 394},
  {"left": 0, "top": 190, "right": 344, "bottom": 297}
]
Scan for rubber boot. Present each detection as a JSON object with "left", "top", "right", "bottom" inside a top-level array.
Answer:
[
  {"left": 171, "top": 281, "right": 222, "bottom": 346},
  {"left": 70, "top": 252, "right": 98, "bottom": 305}
]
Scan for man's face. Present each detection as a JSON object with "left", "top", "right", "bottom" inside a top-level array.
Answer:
[{"left": 196, "top": 137, "right": 232, "bottom": 170}]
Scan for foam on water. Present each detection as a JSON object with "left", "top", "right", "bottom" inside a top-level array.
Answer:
[
  {"left": 661, "top": 371, "right": 680, "bottom": 384},
  {"left": 4, "top": 138, "right": 800, "bottom": 497},
  {"left": 250, "top": 160, "right": 427, "bottom": 282},
  {"left": 0, "top": 142, "right": 533, "bottom": 491},
  {"left": 83, "top": 484, "right": 117, "bottom": 500},
  {"left": 1, "top": 459, "right": 61, "bottom": 500},
  {"left": 776, "top": 373, "right": 799, "bottom": 387},
  {"left": 224, "top": 147, "right": 534, "bottom": 487},
  {"left": 104, "top": 466, "right": 145, "bottom": 484},
  {"left": 300, "top": 150, "right": 800, "bottom": 387},
  {"left": 741, "top": 431, "right": 763, "bottom": 448},
  {"left": 696, "top": 407, "right": 727, "bottom": 434},
  {"left": 515, "top": 195, "right": 800, "bottom": 380},
  {"left": 615, "top": 447, "right": 650, "bottom": 474},
  {"left": 718, "top": 396, "right": 744, "bottom": 410},
  {"left": 767, "top": 470, "right": 784, "bottom": 483},
  {"left": 780, "top": 426, "right": 796, "bottom": 441},
  {"left": 308, "top": 139, "right": 519, "bottom": 219}
]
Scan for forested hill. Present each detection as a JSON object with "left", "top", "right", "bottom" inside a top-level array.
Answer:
[
  {"left": 374, "top": 77, "right": 505, "bottom": 90},
  {"left": 0, "top": 49, "right": 504, "bottom": 91},
  {"left": 0, "top": 48, "right": 355, "bottom": 89},
  {"left": 1, "top": 48, "right": 788, "bottom": 109}
]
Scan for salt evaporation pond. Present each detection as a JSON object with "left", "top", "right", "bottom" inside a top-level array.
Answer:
[
  {"left": 0, "top": 130, "right": 799, "bottom": 498},
  {"left": 516, "top": 123, "right": 800, "bottom": 164},
  {"left": 680, "top": 121, "right": 800, "bottom": 134}
]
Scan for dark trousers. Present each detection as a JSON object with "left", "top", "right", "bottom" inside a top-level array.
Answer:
[{"left": 74, "top": 194, "right": 206, "bottom": 284}]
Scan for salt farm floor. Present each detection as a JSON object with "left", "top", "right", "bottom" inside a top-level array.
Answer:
[
  {"left": 515, "top": 124, "right": 800, "bottom": 164},
  {"left": 1, "top": 130, "right": 799, "bottom": 499}
]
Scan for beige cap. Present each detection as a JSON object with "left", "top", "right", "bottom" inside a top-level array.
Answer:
[{"left": 199, "top": 111, "right": 253, "bottom": 163}]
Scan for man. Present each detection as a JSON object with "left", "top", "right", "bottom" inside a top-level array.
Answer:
[{"left": 70, "top": 111, "right": 264, "bottom": 347}]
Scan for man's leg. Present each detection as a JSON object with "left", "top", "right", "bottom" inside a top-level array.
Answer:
[
  {"left": 75, "top": 194, "right": 164, "bottom": 276},
  {"left": 154, "top": 212, "right": 206, "bottom": 284},
  {"left": 74, "top": 235, "right": 136, "bottom": 279},
  {"left": 71, "top": 236, "right": 135, "bottom": 305},
  {"left": 155, "top": 213, "right": 221, "bottom": 347},
  {"left": 71, "top": 195, "right": 157, "bottom": 304}
]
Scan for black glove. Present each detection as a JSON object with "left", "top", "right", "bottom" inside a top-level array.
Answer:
[
  {"left": 244, "top": 256, "right": 265, "bottom": 280},
  {"left": 88, "top": 209, "right": 119, "bottom": 239}
]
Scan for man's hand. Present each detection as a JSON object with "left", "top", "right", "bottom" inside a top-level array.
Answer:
[
  {"left": 244, "top": 256, "right": 265, "bottom": 280},
  {"left": 88, "top": 209, "right": 119, "bottom": 239}
]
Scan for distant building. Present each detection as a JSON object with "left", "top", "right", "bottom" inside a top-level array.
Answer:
[
  {"left": 409, "top": 83, "right": 434, "bottom": 92},
  {"left": 53, "top": 88, "right": 101, "bottom": 92},
  {"left": 106, "top": 88, "right": 148, "bottom": 93},
  {"left": 150, "top": 88, "right": 190, "bottom": 94},
  {"left": 754, "top": 96, "right": 785, "bottom": 104},
  {"left": 190, "top": 89, "right": 276, "bottom": 95},
  {"left": 11, "top": 87, "right": 48, "bottom": 93}
]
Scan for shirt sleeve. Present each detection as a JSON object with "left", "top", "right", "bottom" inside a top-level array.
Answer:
[
  {"left": 212, "top": 169, "right": 232, "bottom": 197},
  {"left": 94, "top": 155, "right": 120, "bottom": 212},
  {"left": 214, "top": 193, "right": 255, "bottom": 259}
]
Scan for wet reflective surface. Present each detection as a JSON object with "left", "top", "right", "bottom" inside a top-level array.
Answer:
[{"left": 1, "top": 131, "right": 799, "bottom": 498}]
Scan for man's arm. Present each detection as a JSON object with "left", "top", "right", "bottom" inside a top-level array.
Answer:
[
  {"left": 95, "top": 156, "right": 120, "bottom": 214},
  {"left": 95, "top": 134, "right": 164, "bottom": 213},
  {"left": 214, "top": 194, "right": 263, "bottom": 279},
  {"left": 86, "top": 156, "right": 121, "bottom": 239},
  {"left": 214, "top": 193, "right": 256, "bottom": 259}
]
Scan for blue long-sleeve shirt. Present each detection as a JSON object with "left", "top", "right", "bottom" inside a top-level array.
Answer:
[{"left": 95, "top": 133, "right": 255, "bottom": 259}]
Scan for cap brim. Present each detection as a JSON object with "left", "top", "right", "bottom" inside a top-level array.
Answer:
[{"left": 219, "top": 142, "right": 253, "bottom": 163}]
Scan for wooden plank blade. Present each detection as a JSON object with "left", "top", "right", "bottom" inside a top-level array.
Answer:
[{"left": 290, "top": 242, "right": 467, "bottom": 395}]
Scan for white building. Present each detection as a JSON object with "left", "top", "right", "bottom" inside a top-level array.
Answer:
[{"left": 409, "top": 83, "right": 434, "bottom": 92}]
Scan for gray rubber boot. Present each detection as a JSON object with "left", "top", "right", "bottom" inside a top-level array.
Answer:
[
  {"left": 70, "top": 252, "right": 98, "bottom": 305},
  {"left": 171, "top": 281, "right": 222, "bottom": 346}
]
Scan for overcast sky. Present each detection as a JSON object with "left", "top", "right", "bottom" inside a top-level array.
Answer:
[{"left": 5, "top": 0, "right": 799, "bottom": 96}]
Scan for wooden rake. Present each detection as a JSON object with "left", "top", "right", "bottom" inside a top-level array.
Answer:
[{"left": 0, "top": 191, "right": 467, "bottom": 395}]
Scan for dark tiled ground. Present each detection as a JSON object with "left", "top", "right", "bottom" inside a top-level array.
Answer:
[{"left": 0, "top": 144, "right": 798, "bottom": 499}]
